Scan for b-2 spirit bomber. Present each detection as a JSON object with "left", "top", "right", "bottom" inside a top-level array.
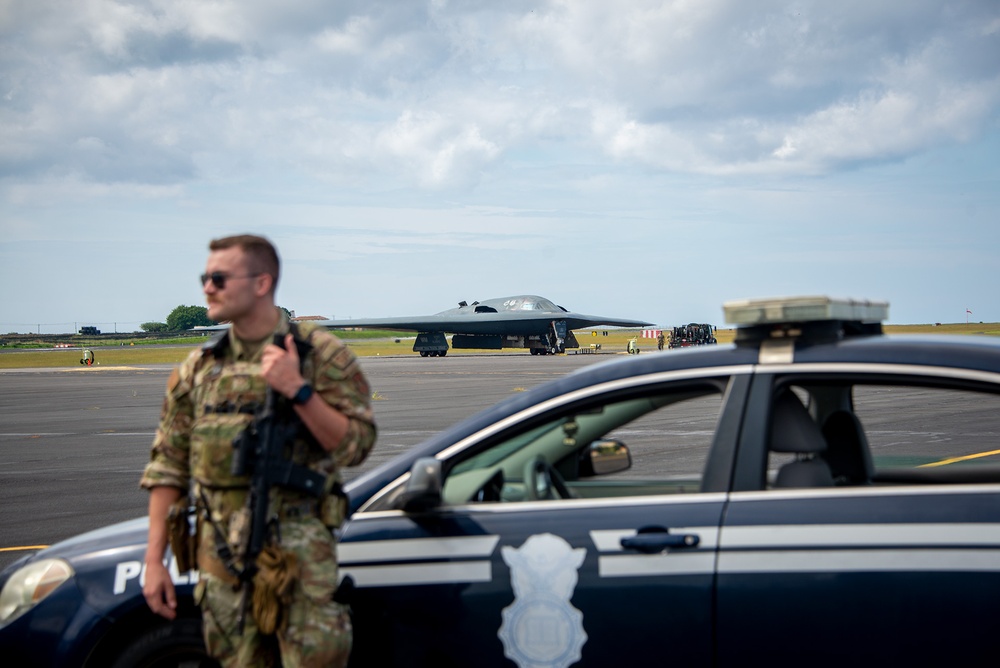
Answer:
[{"left": 317, "top": 295, "right": 653, "bottom": 357}]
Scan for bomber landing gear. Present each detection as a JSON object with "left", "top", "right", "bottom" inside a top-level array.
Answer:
[{"left": 414, "top": 332, "right": 449, "bottom": 358}]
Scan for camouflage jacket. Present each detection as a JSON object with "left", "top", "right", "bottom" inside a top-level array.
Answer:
[{"left": 140, "top": 315, "right": 376, "bottom": 511}]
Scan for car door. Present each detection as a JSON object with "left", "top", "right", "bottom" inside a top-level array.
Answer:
[
  {"left": 341, "top": 370, "right": 749, "bottom": 667},
  {"left": 717, "top": 370, "right": 1000, "bottom": 666}
]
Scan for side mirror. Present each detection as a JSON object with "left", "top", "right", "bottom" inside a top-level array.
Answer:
[
  {"left": 580, "top": 439, "right": 632, "bottom": 477},
  {"left": 393, "top": 457, "right": 443, "bottom": 512}
]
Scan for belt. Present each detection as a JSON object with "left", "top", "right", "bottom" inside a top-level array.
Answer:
[{"left": 279, "top": 499, "right": 319, "bottom": 521}]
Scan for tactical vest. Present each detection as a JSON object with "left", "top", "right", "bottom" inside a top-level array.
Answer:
[{"left": 188, "top": 324, "right": 325, "bottom": 491}]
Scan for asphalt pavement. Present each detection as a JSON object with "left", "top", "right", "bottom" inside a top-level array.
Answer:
[{"left": 0, "top": 353, "right": 608, "bottom": 570}]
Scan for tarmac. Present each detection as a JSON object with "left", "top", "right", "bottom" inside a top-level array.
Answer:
[{"left": 0, "top": 353, "right": 607, "bottom": 570}]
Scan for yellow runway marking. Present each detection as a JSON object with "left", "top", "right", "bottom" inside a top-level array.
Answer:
[
  {"left": 920, "top": 449, "right": 1000, "bottom": 468},
  {"left": 0, "top": 545, "right": 49, "bottom": 553}
]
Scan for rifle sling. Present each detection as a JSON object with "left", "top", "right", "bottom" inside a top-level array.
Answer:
[{"left": 197, "top": 487, "right": 245, "bottom": 585}]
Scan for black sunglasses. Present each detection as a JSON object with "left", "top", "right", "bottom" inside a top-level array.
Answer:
[{"left": 199, "top": 272, "right": 261, "bottom": 289}]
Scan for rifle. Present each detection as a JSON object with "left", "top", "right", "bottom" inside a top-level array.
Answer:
[{"left": 230, "top": 339, "right": 327, "bottom": 632}]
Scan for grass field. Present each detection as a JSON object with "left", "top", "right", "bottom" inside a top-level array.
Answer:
[{"left": 1, "top": 324, "right": 996, "bottom": 370}]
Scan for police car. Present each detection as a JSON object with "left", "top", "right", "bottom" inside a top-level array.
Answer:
[{"left": 2, "top": 296, "right": 1000, "bottom": 667}]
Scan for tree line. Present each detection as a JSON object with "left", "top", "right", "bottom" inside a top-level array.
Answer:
[
  {"left": 141, "top": 305, "right": 293, "bottom": 333},
  {"left": 140, "top": 305, "right": 215, "bottom": 333}
]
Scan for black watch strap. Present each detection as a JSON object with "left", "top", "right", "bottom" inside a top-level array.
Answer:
[{"left": 292, "top": 383, "right": 314, "bottom": 405}]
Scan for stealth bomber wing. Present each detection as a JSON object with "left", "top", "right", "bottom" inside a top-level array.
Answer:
[{"left": 316, "top": 294, "right": 653, "bottom": 357}]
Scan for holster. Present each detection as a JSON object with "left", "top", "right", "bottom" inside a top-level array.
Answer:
[
  {"left": 319, "top": 479, "right": 349, "bottom": 529},
  {"left": 166, "top": 497, "right": 197, "bottom": 574}
]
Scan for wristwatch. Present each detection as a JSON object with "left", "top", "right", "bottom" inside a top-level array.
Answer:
[{"left": 291, "top": 383, "right": 314, "bottom": 405}]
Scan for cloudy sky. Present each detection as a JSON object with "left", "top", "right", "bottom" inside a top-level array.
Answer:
[{"left": 2, "top": 0, "right": 998, "bottom": 333}]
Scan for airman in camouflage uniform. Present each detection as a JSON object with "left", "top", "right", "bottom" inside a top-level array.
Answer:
[{"left": 140, "top": 235, "right": 376, "bottom": 668}]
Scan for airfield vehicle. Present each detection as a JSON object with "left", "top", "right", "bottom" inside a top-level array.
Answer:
[
  {"left": 2, "top": 296, "right": 1000, "bottom": 666},
  {"left": 668, "top": 322, "right": 717, "bottom": 348}
]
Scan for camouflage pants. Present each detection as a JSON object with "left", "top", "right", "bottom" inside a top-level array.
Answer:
[{"left": 197, "top": 518, "right": 352, "bottom": 668}]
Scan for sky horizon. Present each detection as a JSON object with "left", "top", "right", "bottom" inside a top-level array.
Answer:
[{"left": 2, "top": 1, "right": 998, "bottom": 334}]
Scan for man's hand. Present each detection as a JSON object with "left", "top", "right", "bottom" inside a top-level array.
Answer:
[
  {"left": 262, "top": 333, "right": 353, "bottom": 454},
  {"left": 143, "top": 560, "right": 177, "bottom": 620},
  {"left": 262, "top": 333, "right": 305, "bottom": 399},
  {"left": 144, "top": 485, "right": 182, "bottom": 620}
]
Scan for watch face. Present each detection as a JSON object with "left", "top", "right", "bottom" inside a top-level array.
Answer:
[{"left": 294, "top": 384, "right": 313, "bottom": 404}]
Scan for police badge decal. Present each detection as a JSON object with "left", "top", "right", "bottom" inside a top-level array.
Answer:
[{"left": 498, "top": 533, "right": 588, "bottom": 668}]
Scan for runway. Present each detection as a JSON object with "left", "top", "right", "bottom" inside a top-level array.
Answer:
[
  {"left": 0, "top": 353, "right": 607, "bottom": 570},
  {"left": 4, "top": 350, "right": 996, "bottom": 572}
]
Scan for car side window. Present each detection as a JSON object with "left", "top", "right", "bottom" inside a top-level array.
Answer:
[
  {"left": 441, "top": 380, "right": 727, "bottom": 505},
  {"left": 852, "top": 384, "right": 1000, "bottom": 482},
  {"left": 766, "top": 381, "right": 1000, "bottom": 489}
]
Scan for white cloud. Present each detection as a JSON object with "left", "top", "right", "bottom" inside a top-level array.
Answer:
[
  {"left": 3, "top": 0, "right": 997, "bottom": 186},
  {"left": 1, "top": 0, "right": 998, "bottom": 328},
  {"left": 373, "top": 110, "right": 502, "bottom": 188},
  {"left": 314, "top": 16, "right": 375, "bottom": 55}
]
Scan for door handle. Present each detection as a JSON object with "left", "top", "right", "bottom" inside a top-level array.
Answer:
[{"left": 620, "top": 528, "right": 700, "bottom": 554}]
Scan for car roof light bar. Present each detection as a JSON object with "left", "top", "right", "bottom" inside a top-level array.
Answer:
[
  {"left": 724, "top": 296, "right": 889, "bottom": 327},
  {"left": 723, "top": 296, "right": 889, "bottom": 344}
]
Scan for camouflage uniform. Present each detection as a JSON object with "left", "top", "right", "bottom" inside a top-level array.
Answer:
[{"left": 140, "top": 315, "right": 376, "bottom": 668}]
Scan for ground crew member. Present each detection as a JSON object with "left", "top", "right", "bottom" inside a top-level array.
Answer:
[{"left": 140, "top": 234, "right": 376, "bottom": 667}]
